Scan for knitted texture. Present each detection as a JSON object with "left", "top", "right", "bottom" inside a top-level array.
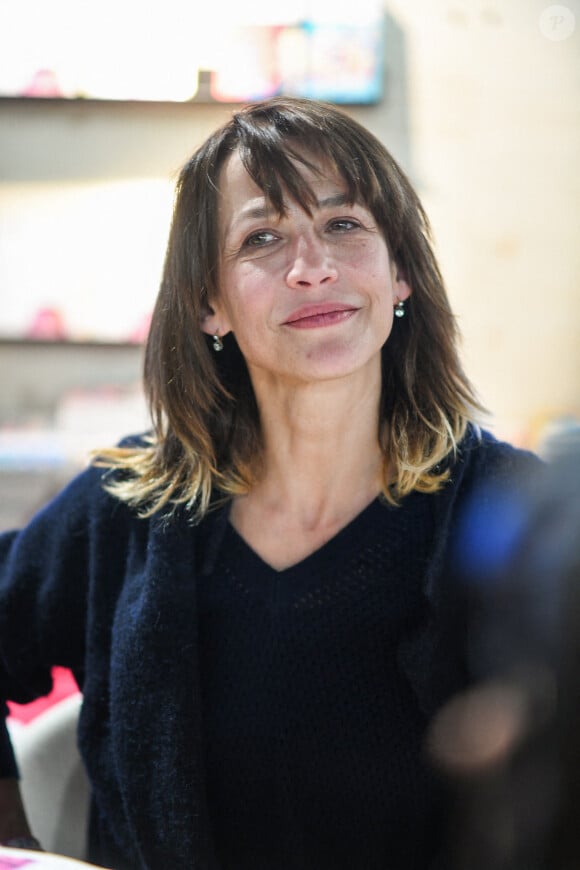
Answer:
[
  {"left": 0, "top": 427, "right": 541, "bottom": 869},
  {"left": 199, "top": 496, "right": 444, "bottom": 869}
]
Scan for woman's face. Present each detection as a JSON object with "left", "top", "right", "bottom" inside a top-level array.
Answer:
[{"left": 202, "top": 150, "right": 411, "bottom": 391}]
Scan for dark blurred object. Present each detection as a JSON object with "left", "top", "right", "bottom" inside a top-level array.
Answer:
[{"left": 429, "top": 442, "right": 580, "bottom": 870}]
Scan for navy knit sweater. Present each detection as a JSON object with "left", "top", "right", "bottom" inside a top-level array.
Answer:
[
  {"left": 0, "top": 426, "right": 539, "bottom": 869},
  {"left": 198, "top": 496, "right": 444, "bottom": 869}
]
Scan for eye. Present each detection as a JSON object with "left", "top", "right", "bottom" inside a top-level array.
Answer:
[
  {"left": 242, "top": 230, "right": 279, "bottom": 248},
  {"left": 327, "top": 218, "right": 361, "bottom": 233}
]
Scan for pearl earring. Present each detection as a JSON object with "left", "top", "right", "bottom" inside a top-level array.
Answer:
[
  {"left": 394, "top": 301, "right": 406, "bottom": 318},
  {"left": 212, "top": 334, "right": 224, "bottom": 352}
]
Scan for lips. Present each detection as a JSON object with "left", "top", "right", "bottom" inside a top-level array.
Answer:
[{"left": 283, "top": 302, "right": 359, "bottom": 328}]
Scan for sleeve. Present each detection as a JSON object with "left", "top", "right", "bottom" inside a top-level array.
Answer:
[
  {"left": 450, "top": 431, "right": 545, "bottom": 581},
  {"left": 398, "top": 428, "right": 544, "bottom": 718},
  {"left": 0, "top": 464, "right": 108, "bottom": 777}
]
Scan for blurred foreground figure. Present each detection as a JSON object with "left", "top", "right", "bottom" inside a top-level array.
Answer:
[{"left": 430, "top": 443, "right": 580, "bottom": 870}]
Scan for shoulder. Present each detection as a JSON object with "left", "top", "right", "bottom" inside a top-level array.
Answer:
[
  {"left": 452, "top": 424, "right": 542, "bottom": 493},
  {"left": 423, "top": 425, "right": 543, "bottom": 558},
  {"left": 8, "top": 431, "right": 154, "bottom": 541},
  {"left": 444, "top": 425, "right": 544, "bottom": 576},
  {"left": 116, "top": 431, "right": 153, "bottom": 450}
]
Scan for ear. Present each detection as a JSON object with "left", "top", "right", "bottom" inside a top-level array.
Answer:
[
  {"left": 200, "top": 301, "right": 232, "bottom": 339},
  {"left": 394, "top": 278, "right": 412, "bottom": 304},
  {"left": 393, "top": 264, "right": 412, "bottom": 302}
]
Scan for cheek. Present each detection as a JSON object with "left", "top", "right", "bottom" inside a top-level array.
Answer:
[
  {"left": 219, "top": 274, "right": 272, "bottom": 335},
  {"left": 370, "top": 279, "right": 396, "bottom": 336},
  {"left": 339, "top": 241, "right": 392, "bottom": 284}
]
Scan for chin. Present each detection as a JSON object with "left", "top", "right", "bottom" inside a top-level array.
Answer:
[{"left": 297, "top": 347, "right": 381, "bottom": 384}]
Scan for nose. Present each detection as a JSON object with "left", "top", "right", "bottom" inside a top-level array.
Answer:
[{"left": 285, "top": 235, "right": 338, "bottom": 290}]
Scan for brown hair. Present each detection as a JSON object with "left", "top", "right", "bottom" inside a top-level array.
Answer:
[{"left": 96, "top": 96, "right": 484, "bottom": 517}]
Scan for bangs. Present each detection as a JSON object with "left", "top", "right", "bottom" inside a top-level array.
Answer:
[{"left": 230, "top": 103, "right": 382, "bottom": 216}]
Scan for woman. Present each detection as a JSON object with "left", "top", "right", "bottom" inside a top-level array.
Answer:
[{"left": 0, "top": 98, "right": 539, "bottom": 869}]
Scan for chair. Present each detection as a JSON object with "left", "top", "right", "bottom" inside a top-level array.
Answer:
[{"left": 7, "top": 693, "right": 90, "bottom": 860}]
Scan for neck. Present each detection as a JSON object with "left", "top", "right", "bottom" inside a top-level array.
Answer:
[{"left": 243, "top": 364, "right": 384, "bottom": 529}]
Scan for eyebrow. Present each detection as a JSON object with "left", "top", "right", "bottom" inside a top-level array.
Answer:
[{"left": 236, "top": 192, "right": 353, "bottom": 223}]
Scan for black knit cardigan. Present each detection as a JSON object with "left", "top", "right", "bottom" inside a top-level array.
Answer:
[{"left": 0, "top": 426, "right": 540, "bottom": 869}]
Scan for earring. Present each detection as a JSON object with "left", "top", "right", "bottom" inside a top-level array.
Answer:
[
  {"left": 212, "top": 334, "right": 223, "bottom": 352},
  {"left": 394, "top": 301, "right": 406, "bottom": 318}
]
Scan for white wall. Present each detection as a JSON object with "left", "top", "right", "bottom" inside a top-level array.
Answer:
[{"left": 385, "top": 0, "right": 580, "bottom": 444}]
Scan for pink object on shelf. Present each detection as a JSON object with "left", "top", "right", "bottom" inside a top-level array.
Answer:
[{"left": 26, "top": 308, "right": 68, "bottom": 341}]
